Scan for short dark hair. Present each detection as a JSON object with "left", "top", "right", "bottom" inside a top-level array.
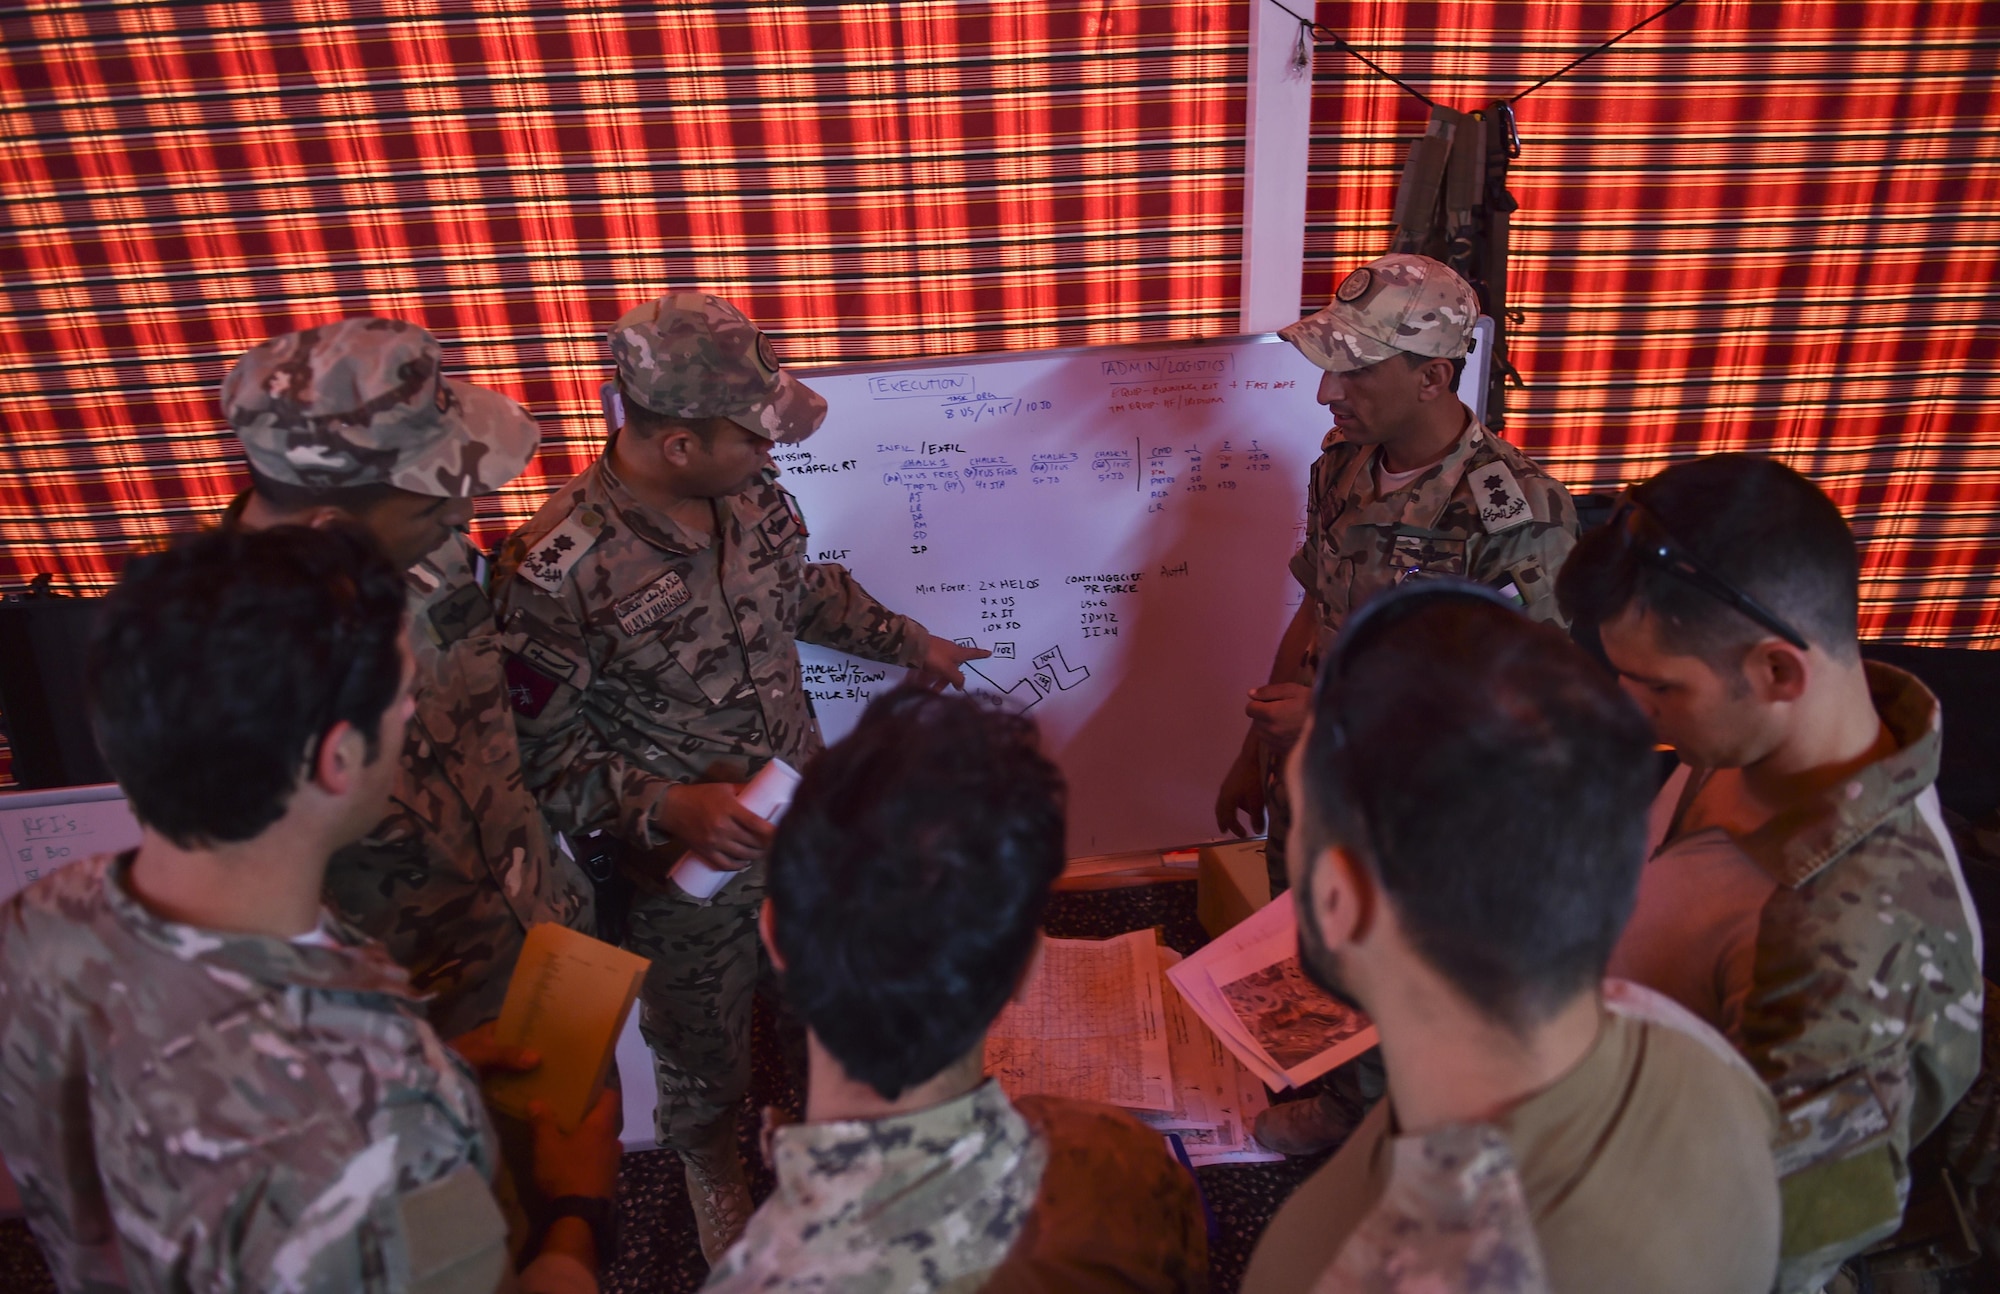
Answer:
[
  {"left": 1557, "top": 455, "right": 1860, "bottom": 664},
  {"left": 768, "top": 688, "right": 1067, "bottom": 1099},
  {"left": 618, "top": 382, "right": 721, "bottom": 444},
  {"left": 87, "top": 525, "right": 407, "bottom": 849},
  {"left": 246, "top": 463, "right": 403, "bottom": 515},
  {"left": 1298, "top": 596, "right": 1657, "bottom": 1032}
]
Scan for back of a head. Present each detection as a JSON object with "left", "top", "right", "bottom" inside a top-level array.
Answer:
[
  {"left": 88, "top": 525, "right": 407, "bottom": 849},
  {"left": 1557, "top": 454, "right": 1860, "bottom": 663},
  {"left": 1299, "top": 595, "right": 1658, "bottom": 1030},
  {"left": 768, "top": 688, "right": 1066, "bottom": 1100}
]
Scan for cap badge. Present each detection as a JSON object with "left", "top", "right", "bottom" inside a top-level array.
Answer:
[
  {"left": 756, "top": 332, "right": 780, "bottom": 374},
  {"left": 1335, "top": 268, "right": 1373, "bottom": 303},
  {"left": 434, "top": 377, "right": 452, "bottom": 415}
]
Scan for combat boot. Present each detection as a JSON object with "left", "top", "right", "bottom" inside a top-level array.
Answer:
[{"left": 681, "top": 1119, "right": 753, "bottom": 1266}]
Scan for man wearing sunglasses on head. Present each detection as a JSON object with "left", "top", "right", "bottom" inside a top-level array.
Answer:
[{"left": 1558, "top": 454, "right": 1984, "bottom": 1293}]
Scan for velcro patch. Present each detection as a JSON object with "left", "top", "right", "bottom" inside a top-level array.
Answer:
[
  {"left": 425, "top": 582, "right": 490, "bottom": 649},
  {"left": 614, "top": 571, "right": 691, "bottom": 636},
  {"left": 518, "top": 507, "right": 604, "bottom": 594},
  {"left": 1472, "top": 462, "right": 1533, "bottom": 534},
  {"left": 504, "top": 654, "right": 562, "bottom": 719}
]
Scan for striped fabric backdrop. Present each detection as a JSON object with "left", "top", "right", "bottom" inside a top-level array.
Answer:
[
  {"left": 1303, "top": 0, "right": 2000, "bottom": 643},
  {"left": 0, "top": 0, "right": 1248, "bottom": 591}
]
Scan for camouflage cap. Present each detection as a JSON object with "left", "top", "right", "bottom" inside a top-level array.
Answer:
[
  {"left": 1280, "top": 253, "right": 1479, "bottom": 374},
  {"left": 609, "top": 291, "right": 826, "bottom": 445},
  {"left": 222, "top": 318, "right": 539, "bottom": 497}
]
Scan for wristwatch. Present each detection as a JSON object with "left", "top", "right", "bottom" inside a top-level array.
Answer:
[{"left": 537, "top": 1195, "right": 618, "bottom": 1265}]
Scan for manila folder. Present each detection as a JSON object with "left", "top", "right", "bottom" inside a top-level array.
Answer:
[{"left": 485, "top": 922, "right": 648, "bottom": 1130}]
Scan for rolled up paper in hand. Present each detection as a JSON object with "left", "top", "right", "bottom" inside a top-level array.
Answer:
[{"left": 668, "top": 759, "right": 803, "bottom": 899}]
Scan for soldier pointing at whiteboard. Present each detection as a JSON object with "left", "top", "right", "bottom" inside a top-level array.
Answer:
[
  {"left": 489, "top": 291, "right": 985, "bottom": 1263},
  {"left": 1214, "top": 254, "right": 1580, "bottom": 1155}
]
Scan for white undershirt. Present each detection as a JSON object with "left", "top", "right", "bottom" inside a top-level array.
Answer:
[{"left": 1375, "top": 459, "right": 1430, "bottom": 496}]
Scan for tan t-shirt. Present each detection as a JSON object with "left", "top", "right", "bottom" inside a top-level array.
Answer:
[{"left": 1242, "top": 1000, "right": 1780, "bottom": 1294}]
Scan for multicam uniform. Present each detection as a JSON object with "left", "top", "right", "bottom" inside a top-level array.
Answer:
[
  {"left": 491, "top": 458, "right": 927, "bottom": 1146},
  {"left": 1258, "top": 422, "right": 1578, "bottom": 879},
  {"left": 1259, "top": 255, "right": 1579, "bottom": 884},
  {"left": 1314, "top": 1124, "right": 1550, "bottom": 1294},
  {"left": 702, "top": 1080, "right": 1208, "bottom": 1293},
  {"left": 0, "top": 853, "right": 508, "bottom": 1292},
  {"left": 1613, "top": 664, "right": 1985, "bottom": 1291},
  {"left": 322, "top": 532, "right": 596, "bottom": 1038}
]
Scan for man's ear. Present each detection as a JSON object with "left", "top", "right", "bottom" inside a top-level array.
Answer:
[
  {"left": 302, "top": 504, "right": 359, "bottom": 531},
  {"left": 1413, "top": 356, "right": 1456, "bottom": 403},
  {"left": 308, "top": 720, "right": 367, "bottom": 798},
  {"left": 758, "top": 898, "right": 786, "bottom": 972},
  {"left": 1747, "top": 640, "right": 1810, "bottom": 704},
  {"left": 1307, "top": 842, "right": 1377, "bottom": 952},
  {"left": 655, "top": 426, "right": 703, "bottom": 470},
  {"left": 1010, "top": 933, "right": 1046, "bottom": 1006}
]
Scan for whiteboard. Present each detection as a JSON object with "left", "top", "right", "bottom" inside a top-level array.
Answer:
[
  {"left": 608, "top": 328, "right": 1490, "bottom": 856},
  {"left": 0, "top": 783, "right": 139, "bottom": 903}
]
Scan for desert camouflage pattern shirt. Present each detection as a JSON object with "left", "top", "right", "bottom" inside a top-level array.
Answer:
[
  {"left": 0, "top": 853, "right": 505, "bottom": 1293},
  {"left": 217, "top": 516, "right": 594, "bottom": 1039},
  {"left": 1314, "top": 1123, "right": 1550, "bottom": 1294},
  {"left": 1289, "top": 415, "right": 1578, "bottom": 656},
  {"left": 705, "top": 1081, "right": 1208, "bottom": 1294},
  {"left": 1680, "top": 664, "right": 1984, "bottom": 1290},
  {"left": 490, "top": 457, "right": 927, "bottom": 850}
]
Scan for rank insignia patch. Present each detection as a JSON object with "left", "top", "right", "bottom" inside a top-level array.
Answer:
[{"left": 1474, "top": 463, "right": 1534, "bottom": 534}]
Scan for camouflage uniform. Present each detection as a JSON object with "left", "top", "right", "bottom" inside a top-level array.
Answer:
[
  {"left": 703, "top": 1080, "right": 1208, "bottom": 1293},
  {"left": 223, "top": 319, "right": 594, "bottom": 1038},
  {"left": 0, "top": 853, "right": 507, "bottom": 1292},
  {"left": 1314, "top": 1124, "right": 1550, "bottom": 1294},
  {"left": 1640, "top": 664, "right": 1984, "bottom": 1291},
  {"left": 489, "top": 293, "right": 929, "bottom": 1151},
  {"left": 1263, "top": 257, "right": 1579, "bottom": 882}
]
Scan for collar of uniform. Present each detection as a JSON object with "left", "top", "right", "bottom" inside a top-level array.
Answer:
[
  {"left": 1342, "top": 413, "right": 1488, "bottom": 533},
  {"left": 593, "top": 455, "right": 712, "bottom": 556},
  {"left": 768, "top": 1078, "right": 1034, "bottom": 1219},
  {"left": 102, "top": 851, "right": 423, "bottom": 1000},
  {"left": 1727, "top": 661, "right": 1944, "bottom": 889}
]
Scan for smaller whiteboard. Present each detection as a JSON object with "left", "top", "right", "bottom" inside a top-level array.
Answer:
[{"left": 0, "top": 783, "right": 139, "bottom": 902}]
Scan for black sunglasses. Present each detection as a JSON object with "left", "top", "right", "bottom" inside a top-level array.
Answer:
[{"left": 1607, "top": 492, "right": 1809, "bottom": 652}]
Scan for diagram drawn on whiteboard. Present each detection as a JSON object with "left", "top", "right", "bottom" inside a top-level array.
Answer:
[{"left": 957, "top": 639, "right": 1092, "bottom": 713}]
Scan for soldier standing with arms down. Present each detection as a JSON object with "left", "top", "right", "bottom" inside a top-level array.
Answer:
[
  {"left": 220, "top": 317, "right": 595, "bottom": 1040},
  {"left": 1215, "top": 254, "right": 1580, "bottom": 1155},
  {"left": 491, "top": 292, "right": 986, "bottom": 1262}
]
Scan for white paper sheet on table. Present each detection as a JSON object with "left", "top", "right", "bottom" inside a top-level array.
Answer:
[
  {"left": 985, "top": 929, "right": 1175, "bottom": 1112},
  {"left": 1146, "top": 946, "right": 1282, "bottom": 1165},
  {"left": 1165, "top": 891, "right": 1379, "bottom": 1091}
]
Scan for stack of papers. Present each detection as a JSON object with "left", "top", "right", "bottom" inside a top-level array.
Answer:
[
  {"left": 984, "top": 928, "right": 1284, "bottom": 1166},
  {"left": 1165, "top": 891, "right": 1378, "bottom": 1091}
]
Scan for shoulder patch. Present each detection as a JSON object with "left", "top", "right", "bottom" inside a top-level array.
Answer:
[
  {"left": 518, "top": 506, "right": 605, "bottom": 594},
  {"left": 1471, "top": 461, "right": 1534, "bottom": 534}
]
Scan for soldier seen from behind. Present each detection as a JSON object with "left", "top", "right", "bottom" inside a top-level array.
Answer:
[
  {"left": 705, "top": 687, "right": 1207, "bottom": 1293},
  {"left": 1216, "top": 253, "right": 1581, "bottom": 1156},
  {"left": 222, "top": 316, "right": 595, "bottom": 1040},
  {"left": 0, "top": 526, "right": 619, "bottom": 1293},
  {"left": 490, "top": 292, "right": 989, "bottom": 1262},
  {"left": 1561, "top": 455, "right": 1986, "bottom": 1293},
  {"left": 1243, "top": 582, "right": 1781, "bottom": 1294}
]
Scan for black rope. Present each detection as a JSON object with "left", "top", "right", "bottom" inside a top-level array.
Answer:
[
  {"left": 1263, "top": 0, "right": 1435, "bottom": 108},
  {"left": 1264, "top": 0, "right": 1698, "bottom": 110},
  {"left": 1508, "top": 0, "right": 1698, "bottom": 102}
]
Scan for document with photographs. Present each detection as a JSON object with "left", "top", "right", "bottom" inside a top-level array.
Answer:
[
  {"left": 1143, "top": 946, "right": 1283, "bottom": 1165},
  {"left": 1165, "top": 890, "right": 1379, "bottom": 1090}
]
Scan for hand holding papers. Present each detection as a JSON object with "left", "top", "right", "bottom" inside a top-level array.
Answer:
[
  {"left": 670, "top": 759, "right": 802, "bottom": 899},
  {"left": 486, "top": 923, "right": 649, "bottom": 1131},
  {"left": 1165, "top": 890, "right": 1378, "bottom": 1091}
]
